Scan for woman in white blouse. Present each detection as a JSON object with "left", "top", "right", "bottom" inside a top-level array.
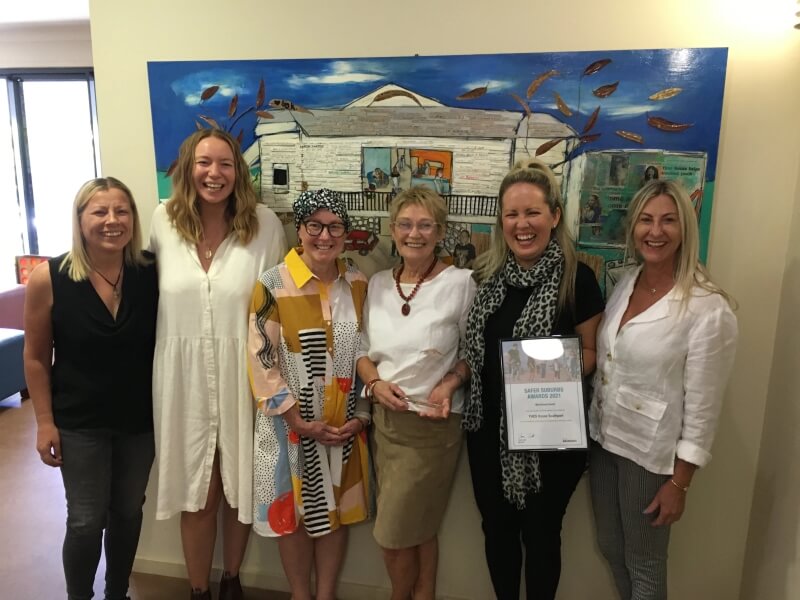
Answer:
[
  {"left": 357, "top": 187, "right": 476, "bottom": 600},
  {"left": 589, "top": 180, "right": 737, "bottom": 600},
  {"left": 149, "top": 129, "right": 286, "bottom": 600}
]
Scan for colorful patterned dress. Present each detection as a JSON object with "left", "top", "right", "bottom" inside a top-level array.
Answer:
[{"left": 247, "top": 248, "right": 371, "bottom": 538}]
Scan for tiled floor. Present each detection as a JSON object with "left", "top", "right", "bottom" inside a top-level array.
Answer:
[{"left": 0, "top": 394, "right": 288, "bottom": 599}]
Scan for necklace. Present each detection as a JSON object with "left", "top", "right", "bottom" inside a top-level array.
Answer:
[
  {"left": 394, "top": 257, "right": 437, "bottom": 316},
  {"left": 94, "top": 262, "right": 124, "bottom": 299}
]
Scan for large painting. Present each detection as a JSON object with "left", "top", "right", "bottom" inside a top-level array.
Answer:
[{"left": 147, "top": 49, "right": 728, "bottom": 278}]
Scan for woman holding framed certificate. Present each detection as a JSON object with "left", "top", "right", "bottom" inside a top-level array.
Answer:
[
  {"left": 357, "top": 186, "right": 476, "bottom": 600},
  {"left": 589, "top": 180, "right": 737, "bottom": 600},
  {"left": 463, "top": 160, "right": 604, "bottom": 600}
]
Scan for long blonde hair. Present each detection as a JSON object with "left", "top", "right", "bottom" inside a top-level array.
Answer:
[
  {"left": 625, "top": 179, "right": 734, "bottom": 308},
  {"left": 474, "top": 159, "right": 577, "bottom": 314},
  {"left": 166, "top": 129, "right": 259, "bottom": 245},
  {"left": 60, "top": 177, "right": 148, "bottom": 281}
]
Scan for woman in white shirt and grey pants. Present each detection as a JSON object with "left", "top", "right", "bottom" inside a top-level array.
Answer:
[{"left": 589, "top": 180, "right": 737, "bottom": 600}]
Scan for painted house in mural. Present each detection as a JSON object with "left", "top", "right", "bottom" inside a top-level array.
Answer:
[{"left": 253, "top": 84, "right": 576, "bottom": 218}]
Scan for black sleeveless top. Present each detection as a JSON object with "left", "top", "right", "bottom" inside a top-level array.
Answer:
[{"left": 50, "top": 252, "right": 158, "bottom": 432}]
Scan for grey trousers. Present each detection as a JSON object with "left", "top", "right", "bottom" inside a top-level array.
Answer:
[{"left": 589, "top": 443, "right": 671, "bottom": 600}]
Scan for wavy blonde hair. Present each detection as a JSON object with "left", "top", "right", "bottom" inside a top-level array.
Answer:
[
  {"left": 61, "top": 177, "right": 148, "bottom": 281},
  {"left": 474, "top": 159, "right": 577, "bottom": 314},
  {"left": 625, "top": 179, "right": 734, "bottom": 308},
  {"left": 166, "top": 129, "right": 259, "bottom": 245}
]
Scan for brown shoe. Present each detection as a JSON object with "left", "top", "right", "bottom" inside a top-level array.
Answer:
[{"left": 219, "top": 572, "right": 243, "bottom": 600}]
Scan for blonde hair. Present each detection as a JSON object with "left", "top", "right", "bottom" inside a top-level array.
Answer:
[
  {"left": 60, "top": 177, "right": 148, "bottom": 281},
  {"left": 474, "top": 159, "right": 577, "bottom": 314},
  {"left": 389, "top": 186, "right": 448, "bottom": 226},
  {"left": 625, "top": 179, "right": 734, "bottom": 308},
  {"left": 166, "top": 129, "right": 259, "bottom": 245}
]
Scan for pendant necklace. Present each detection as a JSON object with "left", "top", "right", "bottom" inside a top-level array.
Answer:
[
  {"left": 394, "top": 256, "right": 437, "bottom": 316},
  {"left": 94, "top": 262, "right": 124, "bottom": 299}
]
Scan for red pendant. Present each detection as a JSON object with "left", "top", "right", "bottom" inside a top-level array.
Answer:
[{"left": 401, "top": 303, "right": 411, "bottom": 316}]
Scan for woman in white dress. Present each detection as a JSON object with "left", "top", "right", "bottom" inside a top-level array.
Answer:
[
  {"left": 357, "top": 186, "right": 476, "bottom": 600},
  {"left": 149, "top": 129, "right": 287, "bottom": 600}
]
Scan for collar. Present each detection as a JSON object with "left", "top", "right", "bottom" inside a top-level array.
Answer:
[{"left": 285, "top": 247, "right": 349, "bottom": 289}]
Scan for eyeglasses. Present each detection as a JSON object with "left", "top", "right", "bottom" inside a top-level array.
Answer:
[
  {"left": 392, "top": 220, "right": 439, "bottom": 234},
  {"left": 303, "top": 220, "right": 346, "bottom": 238}
]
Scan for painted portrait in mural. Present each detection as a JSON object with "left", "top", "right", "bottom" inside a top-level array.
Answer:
[{"left": 147, "top": 49, "right": 727, "bottom": 278}]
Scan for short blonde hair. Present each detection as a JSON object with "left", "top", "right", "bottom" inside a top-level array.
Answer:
[
  {"left": 625, "top": 179, "right": 734, "bottom": 307},
  {"left": 474, "top": 159, "right": 577, "bottom": 314},
  {"left": 389, "top": 186, "right": 447, "bottom": 227},
  {"left": 166, "top": 129, "right": 259, "bottom": 245},
  {"left": 61, "top": 177, "right": 148, "bottom": 281}
]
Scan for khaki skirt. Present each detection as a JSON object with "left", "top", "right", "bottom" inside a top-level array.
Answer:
[{"left": 371, "top": 405, "right": 463, "bottom": 549}]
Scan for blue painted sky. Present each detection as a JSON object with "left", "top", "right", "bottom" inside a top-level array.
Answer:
[{"left": 147, "top": 48, "right": 727, "bottom": 176}]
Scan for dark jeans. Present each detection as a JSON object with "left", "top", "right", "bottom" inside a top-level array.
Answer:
[
  {"left": 60, "top": 428, "right": 155, "bottom": 600},
  {"left": 467, "top": 423, "right": 586, "bottom": 600}
]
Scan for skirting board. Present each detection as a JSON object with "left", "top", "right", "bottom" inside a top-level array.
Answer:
[{"left": 133, "top": 558, "right": 471, "bottom": 600}]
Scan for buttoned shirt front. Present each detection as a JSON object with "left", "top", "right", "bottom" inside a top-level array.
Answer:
[{"left": 589, "top": 267, "right": 738, "bottom": 475}]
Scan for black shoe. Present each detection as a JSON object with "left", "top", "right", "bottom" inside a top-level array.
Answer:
[
  {"left": 219, "top": 572, "right": 243, "bottom": 600},
  {"left": 190, "top": 588, "right": 212, "bottom": 599}
]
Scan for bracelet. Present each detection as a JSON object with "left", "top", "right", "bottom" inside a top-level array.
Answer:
[
  {"left": 669, "top": 478, "right": 689, "bottom": 492},
  {"left": 446, "top": 370, "right": 466, "bottom": 386},
  {"left": 366, "top": 378, "right": 381, "bottom": 401}
]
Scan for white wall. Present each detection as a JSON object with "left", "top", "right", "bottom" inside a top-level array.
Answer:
[
  {"left": 0, "top": 21, "right": 92, "bottom": 68},
  {"left": 87, "top": 1, "right": 800, "bottom": 598}
]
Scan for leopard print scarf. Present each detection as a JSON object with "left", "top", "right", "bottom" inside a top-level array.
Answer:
[{"left": 463, "top": 239, "right": 564, "bottom": 508}]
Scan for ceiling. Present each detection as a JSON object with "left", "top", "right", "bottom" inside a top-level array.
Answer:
[{"left": 0, "top": 0, "right": 89, "bottom": 24}]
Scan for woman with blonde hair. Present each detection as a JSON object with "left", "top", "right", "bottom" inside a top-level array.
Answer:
[
  {"left": 149, "top": 128, "right": 287, "bottom": 599},
  {"left": 589, "top": 180, "right": 737, "bottom": 600},
  {"left": 463, "top": 160, "right": 604, "bottom": 600},
  {"left": 25, "top": 177, "right": 158, "bottom": 600},
  {"left": 358, "top": 186, "right": 475, "bottom": 600}
]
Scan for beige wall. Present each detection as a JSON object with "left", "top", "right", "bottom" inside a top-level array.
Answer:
[
  {"left": 0, "top": 21, "right": 92, "bottom": 68},
  {"left": 87, "top": 1, "right": 800, "bottom": 598}
]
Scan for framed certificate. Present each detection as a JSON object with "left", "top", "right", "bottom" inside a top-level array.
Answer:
[{"left": 499, "top": 336, "right": 588, "bottom": 451}]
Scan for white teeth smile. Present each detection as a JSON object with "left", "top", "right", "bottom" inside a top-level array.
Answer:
[
  {"left": 645, "top": 241, "right": 667, "bottom": 247},
  {"left": 516, "top": 234, "right": 535, "bottom": 242},
  {"left": 204, "top": 183, "right": 223, "bottom": 190},
  {"left": 405, "top": 242, "right": 424, "bottom": 248},
  {"left": 102, "top": 232, "right": 122, "bottom": 237}
]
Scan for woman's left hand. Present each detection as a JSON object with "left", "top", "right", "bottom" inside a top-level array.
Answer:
[
  {"left": 643, "top": 481, "right": 686, "bottom": 526},
  {"left": 336, "top": 417, "right": 366, "bottom": 442},
  {"left": 420, "top": 382, "right": 453, "bottom": 419}
]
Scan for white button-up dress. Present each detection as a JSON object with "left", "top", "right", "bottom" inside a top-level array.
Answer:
[{"left": 150, "top": 203, "right": 287, "bottom": 522}]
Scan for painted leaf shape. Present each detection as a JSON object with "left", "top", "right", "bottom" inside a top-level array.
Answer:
[
  {"left": 236, "top": 129, "right": 243, "bottom": 145},
  {"left": 615, "top": 130, "right": 644, "bottom": 144},
  {"left": 579, "top": 133, "right": 602, "bottom": 143},
  {"left": 582, "top": 107, "right": 600, "bottom": 134},
  {"left": 526, "top": 69, "right": 558, "bottom": 99},
  {"left": 457, "top": 86, "right": 487, "bottom": 100},
  {"left": 554, "top": 92, "right": 572, "bottom": 117},
  {"left": 166, "top": 159, "right": 178, "bottom": 177},
  {"left": 255, "top": 110, "right": 274, "bottom": 119},
  {"left": 374, "top": 89, "right": 423, "bottom": 106},
  {"left": 510, "top": 93, "right": 532, "bottom": 116},
  {"left": 649, "top": 87, "right": 683, "bottom": 101},
  {"left": 291, "top": 103, "right": 313, "bottom": 115},
  {"left": 198, "top": 115, "right": 221, "bottom": 129},
  {"left": 195, "top": 120, "right": 204, "bottom": 130},
  {"left": 593, "top": 81, "right": 619, "bottom": 98},
  {"left": 228, "top": 95, "right": 238, "bottom": 118},
  {"left": 647, "top": 115, "right": 693, "bottom": 132},
  {"left": 200, "top": 85, "right": 219, "bottom": 101},
  {"left": 535, "top": 138, "right": 563, "bottom": 156},
  {"left": 583, "top": 59, "right": 612, "bottom": 76},
  {"left": 256, "top": 79, "right": 266, "bottom": 108}
]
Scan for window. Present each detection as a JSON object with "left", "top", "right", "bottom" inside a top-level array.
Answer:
[
  {"left": 272, "top": 163, "right": 289, "bottom": 193},
  {"left": 0, "top": 70, "right": 100, "bottom": 287}
]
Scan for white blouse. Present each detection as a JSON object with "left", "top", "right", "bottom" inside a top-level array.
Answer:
[
  {"left": 149, "top": 203, "right": 287, "bottom": 522},
  {"left": 358, "top": 266, "right": 476, "bottom": 413},
  {"left": 590, "top": 267, "right": 738, "bottom": 475}
]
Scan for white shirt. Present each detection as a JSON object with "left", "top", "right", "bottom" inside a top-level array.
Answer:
[
  {"left": 149, "top": 203, "right": 286, "bottom": 522},
  {"left": 358, "top": 266, "right": 476, "bottom": 413},
  {"left": 589, "top": 267, "right": 738, "bottom": 475}
]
